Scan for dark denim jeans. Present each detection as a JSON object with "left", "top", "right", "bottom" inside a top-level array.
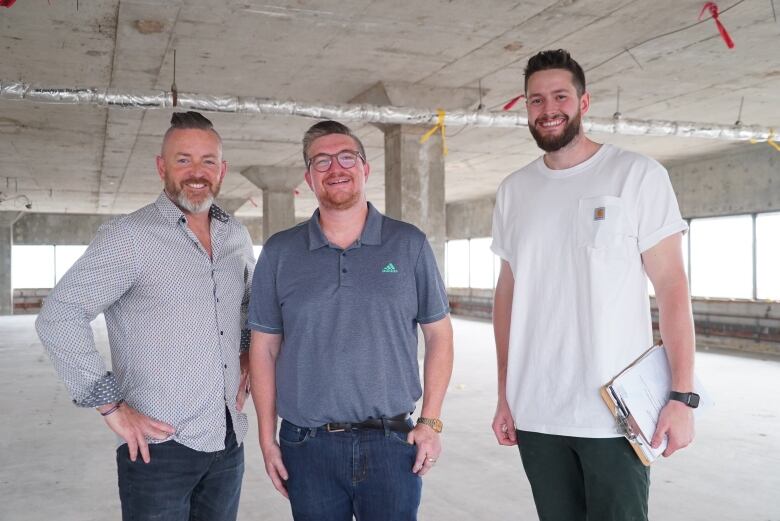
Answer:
[
  {"left": 279, "top": 419, "right": 422, "bottom": 521},
  {"left": 116, "top": 416, "right": 244, "bottom": 521}
]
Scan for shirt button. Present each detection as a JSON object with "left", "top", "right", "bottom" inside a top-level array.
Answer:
[
  {"left": 224, "top": 364, "right": 227, "bottom": 369},
  {"left": 342, "top": 268, "right": 347, "bottom": 273},
  {"left": 342, "top": 252, "right": 346, "bottom": 257},
  {"left": 220, "top": 331, "right": 224, "bottom": 335},
  {"left": 216, "top": 298, "right": 220, "bottom": 302}
]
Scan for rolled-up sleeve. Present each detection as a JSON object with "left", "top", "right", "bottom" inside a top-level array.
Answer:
[
  {"left": 636, "top": 162, "right": 688, "bottom": 253},
  {"left": 35, "top": 219, "right": 137, "bottom": 407}
]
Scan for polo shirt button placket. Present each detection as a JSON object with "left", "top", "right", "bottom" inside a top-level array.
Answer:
[{"left": 339, "top": 249, "right": 351, "bottom": 287}]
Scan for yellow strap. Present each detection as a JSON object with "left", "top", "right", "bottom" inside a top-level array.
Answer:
[
  {"left": 769, "top": 131, "right": 780, "bottom": 152},
  {"left": 750, "top": 128, "right": 780, "bottom": 152},
  {"left": 419, "top": 109, "right": 448, "bottom": 155}
]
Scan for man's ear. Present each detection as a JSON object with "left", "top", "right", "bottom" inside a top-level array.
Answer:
[
  {"left": 156, "top": 156, "right": 166, "bottom": 181},
  {"left": 580, "top": 91, "right": 591, "bottom": 116},
  {"left": 304, "top": 170, "right": 314, "bottom": 191},
  {"left": 219, "top": 160, "right": 228, "bottom": 183}
]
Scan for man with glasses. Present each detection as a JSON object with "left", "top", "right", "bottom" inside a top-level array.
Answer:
[
  {"left": 248, "top": 120, "right": 454, "bottom": 521},
  {"left": 36, "top": 111, "right": 254, "bottom": 521},
  {"left": 490, "top": 50, "right": 696, "bottom": 521}
]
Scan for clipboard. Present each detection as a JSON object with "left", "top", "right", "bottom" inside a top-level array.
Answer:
[{"left": 600, "top": 340, "right": 710, "bottom": 466}]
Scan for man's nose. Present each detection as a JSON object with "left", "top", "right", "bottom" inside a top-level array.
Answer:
[{"left": 191, "top": 161, "right": 210, "bottom": 175}]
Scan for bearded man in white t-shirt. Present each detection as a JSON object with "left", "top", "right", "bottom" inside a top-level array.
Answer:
[{"left": 490, "top": 49, "right": 697, "bottom": 521}]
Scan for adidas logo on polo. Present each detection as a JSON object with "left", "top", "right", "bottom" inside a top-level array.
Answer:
[{"left": 382, "top": 262, "right": 398, "bottom": 273}]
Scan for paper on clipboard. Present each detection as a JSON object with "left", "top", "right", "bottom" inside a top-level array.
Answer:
[{"left": 601, "top": 343, "right": 711, "bottom": 465}]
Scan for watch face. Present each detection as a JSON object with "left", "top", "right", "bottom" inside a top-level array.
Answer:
[{"left": 688, "top": 393, "right": 701, "bottom": 408}]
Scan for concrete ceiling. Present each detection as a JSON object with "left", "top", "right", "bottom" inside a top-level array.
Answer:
[{"left": 1, "top": 0, "right": 778, "bottom": 218}]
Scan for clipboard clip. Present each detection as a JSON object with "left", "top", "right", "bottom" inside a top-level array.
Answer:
[
  {"left": 615, "top": 409, "right": 638, "bottom": 441},
  {"left": 608, "top": 386, "right": 639, "bottom": 441}
]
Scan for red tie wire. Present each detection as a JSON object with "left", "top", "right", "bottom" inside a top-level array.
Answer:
[
  {"left": 699, "top": 2, "right": 735, "bottom": 49},
  {"left": 502, "top": 94, "right": 525, "bottom": 111}
]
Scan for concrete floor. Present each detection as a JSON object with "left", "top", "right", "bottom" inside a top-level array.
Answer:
[{"left": 1, "top": 314, "right": 778, "bottom": 520}]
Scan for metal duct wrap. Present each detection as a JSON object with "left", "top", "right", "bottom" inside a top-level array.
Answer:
[{"left": 1, "top": 81, "right": 775, "bottom": 142}]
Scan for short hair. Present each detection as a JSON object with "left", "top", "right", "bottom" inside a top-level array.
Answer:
[
  {"left": 524, "top": 49, "right": 586, "bottom": 97},
  {"left": 302, "top": 120, "right": 366, "bottom": 164},
  {"left": 161, "top": 111, "right": 222, "bottom": 154}
]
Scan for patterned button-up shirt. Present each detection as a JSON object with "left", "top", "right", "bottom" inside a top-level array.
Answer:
[{"left": 36, "top": 193, "right": 254, "bottom": 452}]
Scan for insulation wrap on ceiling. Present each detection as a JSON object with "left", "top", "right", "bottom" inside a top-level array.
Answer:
[{"left": 0, "top": 81, "right": 775, "bottom": 142}]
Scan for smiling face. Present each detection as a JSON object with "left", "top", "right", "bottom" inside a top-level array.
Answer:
[
  {"left": 525, "top": 68, "right": 590, "bottom": 153},
  {"left": 156, "top": 128, "right": 227, "bottom": 214},
  {"left": 304, "top": 133, "right": 370, "bottom": 211}
]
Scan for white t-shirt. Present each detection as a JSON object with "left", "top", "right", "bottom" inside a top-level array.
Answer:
[{"left": 491, "top": 144, "right": 687, "bottom": 438}]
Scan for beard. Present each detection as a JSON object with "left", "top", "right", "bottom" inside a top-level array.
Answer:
[
  {"left": 165, "top": 178, "right": 220, "bottom": 214},
  {"left": 529, "top": 109, "right": 582, "bottom": 152}
]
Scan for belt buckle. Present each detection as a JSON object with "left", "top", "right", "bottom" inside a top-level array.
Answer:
[{"left": 326, "top": 423, "right": 346, "bottom": 433}]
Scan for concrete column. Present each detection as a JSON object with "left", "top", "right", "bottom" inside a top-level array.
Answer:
[
  {"left": 0, "top": 212, "right": 22, "bottom": 315},
  {"left": 383, "top": 125, "right": 447, "bottom": 269},
  {"left": 215, "top": 197, "right": 248, "bottom": 216},
  {"left": 351, "top": 81, "right": 481, "bottom": 271},
  {"left": 241, "top": 167, "right": 302, "bottom": 242}
]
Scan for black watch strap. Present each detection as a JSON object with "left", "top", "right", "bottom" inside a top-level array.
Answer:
[{"left": 669, "top": 391, "right": 700, "bottom": 408}]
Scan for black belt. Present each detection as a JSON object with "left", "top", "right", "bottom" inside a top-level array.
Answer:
[{"left": 322, "top": 414, "right": 411, "bottom": 433}]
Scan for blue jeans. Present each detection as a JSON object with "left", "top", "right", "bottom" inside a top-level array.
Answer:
[
  {"left": 279, "top": 419, "right": 422, "bottom": 521},
  {"left": 116, "top": 415, "right": 244, "bottom": 521}
]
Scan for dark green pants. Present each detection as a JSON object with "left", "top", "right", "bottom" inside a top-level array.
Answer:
[{"left": 517, "top": 430, "right": 650, "bottom": 521}]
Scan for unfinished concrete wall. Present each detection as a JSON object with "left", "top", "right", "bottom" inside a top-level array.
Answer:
[
  {"left": 13, "top": 213, "right": 113, "bottom": 245},
  {"left": 444, "top": 144, "right": 779, "bottom": 243},
  {"left": 446, "top": 197, "right": 494, "bottom": 241},
  {"left": 667, "top": 144, "right": 780, "bottom": 218},
  {"left": 13, "top": 212, "right": 265, "bottom": 246}
]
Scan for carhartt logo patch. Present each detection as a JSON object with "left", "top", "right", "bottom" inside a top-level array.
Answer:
[
  {"left": 594, "top": 207, "right": 606, "bottom": 221},
  {"left": 382, "top": 262, "right": 398, "bottom": 273}
]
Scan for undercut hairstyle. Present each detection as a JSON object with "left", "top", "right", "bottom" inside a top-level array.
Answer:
[
  {"left": 161, "top": 111, "right": 222, "bottom": 154},
  {"left": 302, "top": 120, "right": 366, "bottom": 164},
  {"left": 524, "top": 49, "right": 586, "bottom": 97}
]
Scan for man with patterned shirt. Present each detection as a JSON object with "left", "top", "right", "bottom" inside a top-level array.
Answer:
[
  {"left": 36, "top": 111, "right": 254, "bottom": 521},
  {"left": 248, "top": 120, "right": 454, "bottom": 521}
]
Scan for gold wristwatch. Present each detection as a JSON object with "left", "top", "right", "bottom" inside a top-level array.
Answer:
[{"left": 416, "top": 417, "right": 443, "bottom": 433}]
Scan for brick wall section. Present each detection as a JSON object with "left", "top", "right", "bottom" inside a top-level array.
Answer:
[{"left": 13, "top": 288, "right": 50, "bottom": 315}]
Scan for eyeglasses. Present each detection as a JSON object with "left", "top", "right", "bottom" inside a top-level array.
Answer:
[{"left": 307, "top": 150, "right": 365, "bottom": 173}]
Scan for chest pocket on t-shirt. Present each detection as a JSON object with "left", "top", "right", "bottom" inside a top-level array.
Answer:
[{"left": 576, "top": 195, "right": 630, "bottom": 250}]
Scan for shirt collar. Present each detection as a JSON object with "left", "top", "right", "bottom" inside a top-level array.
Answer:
[
  {"left": 307, "top": 201, "right": 383, "bottom": 251},
  {"left": 154, "top": 192, "right": 230, "bottom": 226}
]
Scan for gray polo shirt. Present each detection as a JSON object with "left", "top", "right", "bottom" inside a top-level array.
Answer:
[{"left": 248, "top": 202, "right": 449, "bottom": 427}]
